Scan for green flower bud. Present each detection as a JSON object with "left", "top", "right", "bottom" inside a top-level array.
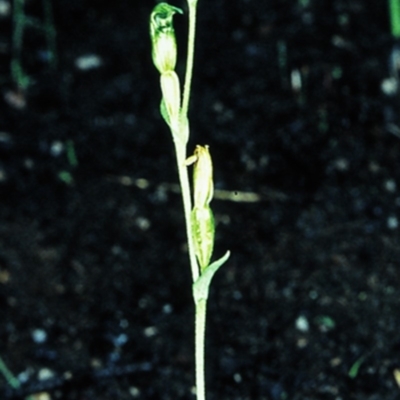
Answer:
[
  {"left": 188, "top": 145, "right": 215, "bottom": 271},
  {"left": 160, "top": 70, "right": 181, "bottom": 128},
  {"left": 192, "top": 145, "right": 213, "bottom": 208},
  {"left": 150, "top": 3, "right": 183, "bottom": 74}
]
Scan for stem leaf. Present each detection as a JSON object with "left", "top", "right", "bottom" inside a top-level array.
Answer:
[{"left": 193, "top": 250, "right": 230, "bottom": 303}]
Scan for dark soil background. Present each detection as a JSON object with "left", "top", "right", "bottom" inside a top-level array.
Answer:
[{"left": 0, "top": 0, "right": 400, "bottom": 399}]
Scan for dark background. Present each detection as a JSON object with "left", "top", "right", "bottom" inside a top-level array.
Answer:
[{"left": 0, "top": 0, "right": 400, "bottom": 399}]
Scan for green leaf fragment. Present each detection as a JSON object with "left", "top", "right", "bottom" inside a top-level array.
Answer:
[
  {"left": 314, "top": 315, "right": 336, "bottom": 331},
  {"left": 348, "top": 355, "right": 366, "bottom": 379},
  {"left": 66, "top": 140, "right": 78, "bottom": 167}
]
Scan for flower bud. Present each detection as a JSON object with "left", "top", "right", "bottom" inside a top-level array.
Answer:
[
  {"left": 160, "top": 70, "right": 181, "bottom": 128},
  {"left": 189, "top": 145, "right": 215, "bottom": 271},
  {"left": 192, "top": 145, "right": 213, "bottom": 208},
  {"left": 150, "top": 3, "right": 182, "bottom": 74}
]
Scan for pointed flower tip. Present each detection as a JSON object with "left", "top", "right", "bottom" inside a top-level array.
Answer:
[{"left": 152, "top": 2, "right": 183, "bottom": 16}]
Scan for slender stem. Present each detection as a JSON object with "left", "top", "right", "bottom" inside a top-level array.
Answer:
[
  {"left": 0, "top": 356, "right": 20, "bottom": 389},
  {"left": 0, "top": 355, "right": 35, "bottom": 400},
  {"left": 12, "top": 0, "right": 24, "bottom": 62},
  {"left": 389, "top": 0, "right": 400, "bottom": 38},
  {"left": 173, "top": 139, "right": 199, "bottom": 282},
  {"left": 179, "top": 4, "right": 209, "bottom": 399},
  {"left": 195, "top": 298, "right": 207, "bottom": 400},
  {"left": 181, "top": 0, "right": 198, "bottom": 121},
  {"left": 173, "top": 0, "right": 200, "bottom": 284},
  {"left": 11, "top": 0, "right": 28, "bottom": 88},
  {"left": 173, "top": 1, "right": 208, "bottom": 399}
]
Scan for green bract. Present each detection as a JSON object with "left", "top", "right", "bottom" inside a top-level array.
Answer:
[
  {"left": 160, "top": 70, "right": 181, "bottom": 128},
  {"left": 150, "top": 3, "right": 183, "bottom": 74},
  {"left": 192, "top": 206, "right": 215, "bottom": 272}
]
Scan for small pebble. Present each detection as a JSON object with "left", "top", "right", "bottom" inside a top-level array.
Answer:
[
  {"left": 112, "top": 333, "right": 128, "bottom": 347},
  {"left": 162, "top": 303, "right": 173, "bottom": 314},
  {"left": 129, "top": 386, "right": 141, "bottom": 397},
  {"left": 387, "top": 216, "right": 398, "bottom": 230},
  {"left": 50, "top": 141, "right": 64, "bottom": 157},
  {"left": 384, "top": 179, "right": 396, "bottom": 193},
  {"left": 75, "top": 54, "right": 102, "bottom": 70},
  {"left": 143, "top": 326, "right": 158, "bottom": 337},
  {"left": 32, "top": 329, "right": 47, "bottom": 344},
  {"left": 297, "top": 337, "right": 308, "bottom": 348},
  {"left": 38, "top": 368, "right": 54, "bottom": 381},
  {"left": 119, "top": 319, "right": 129, "bottom": 329},
  {"left": 295, "top": 315, "right": 309, "bottom": 332},
  {"left": 381, "top": 77, "right": 398, "bottom": 96},
  {"left": 232, "top": 290, "right": 242, "bottom": 300},
  {"left": 233, "top": 373, "right": 242, "bottom": 383},
  {"left": 334, "top": 158, "right": 349, "bottom": 171},
  {"left": 17, "top": 370, "right": 30, "bottom": 384},
  {"left": 0, "top": 0, "right": 11, "bottom": 17},
  {"left": 4, "top": 90, "right": 26, "bottom": 109},
  {"left": 309, "top": 290, "right": 318, "bottom": 300},
  {"left": 291, "top": 69, "right": 302, "bottom": 92},
  {"left": 135, "top": 178, "right": 149, "bottom": 189},
  {"left": 32, "top": 393, "right": 51, "bottom": 400},
  {"left": 0, "top": 131, "right": 12, "bottom": 144},
  {"left": 135, "top": 217, "right": 150, "bottom": 230},
  {"left": 24, "top": 158, "right": 34, "bottom": 169},
  {"left": 108, "top": 351, "right": 121, "bottom": 363}
]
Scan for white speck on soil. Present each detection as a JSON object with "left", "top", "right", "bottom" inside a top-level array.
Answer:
[
  {"left": 32, "top": 328, "right": 47, "bottom": 344},
  {"left": 384, "top": 179, "right": 396, "bottom": 193},
  {"left": 162, "top": 303, "right": 173, "bottom": 314},
  {"left": 38, "top": 368, "right": 55, "bottom": 381},
  {"left": 387, "top": 216, "right": 398, "bottom": 230},
  {"left": 75, "top": 54, "right": 103, "bottom": 71},
  {"left": 295, "top": 315, "right": 310, "bottom": 332},
  {"left": 143, "top": 326, "right": 158, "bottom": 337}
]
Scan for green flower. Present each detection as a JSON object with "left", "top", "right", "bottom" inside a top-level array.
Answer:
[{"left": 150, "top": 3, "right": 183, "bottom": 74}]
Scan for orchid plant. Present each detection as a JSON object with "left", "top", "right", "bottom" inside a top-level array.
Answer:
[{"left": 149, "top": 2, "right": 230, "bottom": 399}]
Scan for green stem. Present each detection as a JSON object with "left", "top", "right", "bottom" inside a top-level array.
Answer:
[
  {"left": 171, "top": 1, "right": 209, "bottom": 399},
  {"left": 195, "top": 298, "right": 207, "bottom": 400},
  {"left": 192, "top": 252, "right": 231, "bottom": 400},
  {"left": 181, "top": 0, "right": 198, "bottom": 121},
  {"left": 179, "top": 3, "right": 208, "bottom": 399},
  {"left": 173, "top": 139, "right": 199, "bottom": 283},
  {"left": 389, "top": 0, "right": 400, "bottom": 38},
  {"left": 12, "top": 0, "right": 24, "bottom": 62},
  {"left": 11, "top": 0, "right": 29, "bottom": 88},
  {"left": 0, "top": 355, "right": 35, "bottom": 400},
  {"left": 0, "top": 356, "right": 20, "bottom": 389},
  {"left": 171, "top": 0, "right": 201, "bottom": 283}
]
